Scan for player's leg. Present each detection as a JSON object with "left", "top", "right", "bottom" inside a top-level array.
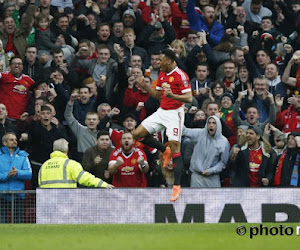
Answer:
[
  {"left": 133, "top": 124, "right": 150, "bottom": 139},
  {"left": 133, "top": 111, "right": 171, "bottom": 163},
  {"left": 162, "top": 108, "right": 185, "bottom": 201},
  {"left": 168, "top": 140, "right": 183, "bottom": 202}
]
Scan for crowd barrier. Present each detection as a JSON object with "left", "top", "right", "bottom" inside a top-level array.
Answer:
[
  {"left": 0, "top": 191, "right": 36, "bottom": 223},
  {"left": 34, "top": 188, "right": 300, "bottom": 224},
  {"left": 2, "top": 189, "right": 300, "bottom": 224}
]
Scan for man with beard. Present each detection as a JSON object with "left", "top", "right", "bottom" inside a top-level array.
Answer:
[
  {"left": 182, "top": 116, "right": 230, "bottom": 187},
  {"left": 232, "top": 6, "right": 260, "bottom": 38},
  {"left": 109, "top": 113, "right": 157, "bottom": 156},
  {"left": 230, "top": 125, "right": 273, "bottom": 187},
  {"left": 0, "top": 132, "right": 32, "bottom": 223},
  {"left": 186, "top": 1, "right": 224, "bottom": 46},
  {"left": 0, "top": 56, "right": 35, "bottom": 120},
  {"left": 108, "top": 132, "right": 149, "bottom": 187},
  {"left": 233, "top": 86, "right": 276, "bottom": 135},
  {"left": 273, "top": 132, "right": 300, "bottom": 187}
]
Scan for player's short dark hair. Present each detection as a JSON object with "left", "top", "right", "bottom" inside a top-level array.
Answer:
[
  {"left": 161, "top": 49, "right": 177, "bottom": 62},
  {"left": 97, "top": 130, "right": 109, "bottom": 139}
]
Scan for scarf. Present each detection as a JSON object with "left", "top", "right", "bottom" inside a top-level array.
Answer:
[
  {"left": 220, "top": 107, "right": 233, "bottom": 121},
  {"left": 273, "top": 151, "right": 286, "bottom": 186}
]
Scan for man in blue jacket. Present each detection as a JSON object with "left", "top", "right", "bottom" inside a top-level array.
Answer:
[
  {"left": 186, "top": 0, "right": 224, "bottom": 46},
  {"left": 0, "top": 132, "right": 32, "bottom": 223}
]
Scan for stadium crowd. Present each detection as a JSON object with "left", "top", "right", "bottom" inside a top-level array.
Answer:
[{"left": 1, "top": 0, "right": 300, "bottom": 198}]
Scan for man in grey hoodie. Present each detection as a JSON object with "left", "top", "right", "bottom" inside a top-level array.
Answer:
[{"left": 182, "top": 115, "right": 230, "bottom": 187}]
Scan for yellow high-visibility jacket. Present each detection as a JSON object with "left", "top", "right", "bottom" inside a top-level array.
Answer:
[{"left": 38, "top": 151, "right": 108, "bottom": 188}]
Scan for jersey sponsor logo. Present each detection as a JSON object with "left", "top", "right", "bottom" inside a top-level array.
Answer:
[
  {"left": 13, "top": 85, "right": 27, "bottom": 94},
  {"left": 162, "top": 82, "right": 170, "bottom": 88},
  {"left": 169, "top": 76, "right": 174, "bottom": 82},
  {"left": 121, "top": 166, "right": 134, "bottom": 172}
]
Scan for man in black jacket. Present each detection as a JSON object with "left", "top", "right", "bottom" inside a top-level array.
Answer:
[
  {"left": 0, "top": 103, "right": 18, "bottom": 147},
  {"left": 22, "top": 45, "right": 45, "bottom": 82},
  {"left": 23, "top": 105, "right": 68, "bottom": 189}
]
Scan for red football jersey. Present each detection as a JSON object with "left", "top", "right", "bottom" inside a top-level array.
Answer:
[
  {"left": 156, "top": 67, "right": 191, "bottom": 110},
  {"left": 249, "top": 147, "right": 263, "bottom": 187},
  {"left": 109, "top": 129, "right": 156, "bottom": 154},
  {"left": 109, "top": 147, "right": 148, "bottom": 187},
  {"left": 0, "top": 72, "right": 35, "bottom": 119}
]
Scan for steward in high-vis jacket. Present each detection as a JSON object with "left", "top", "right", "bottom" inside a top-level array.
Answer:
[{"left": 38, "top": 139, "right": 114, "bottom": 189}]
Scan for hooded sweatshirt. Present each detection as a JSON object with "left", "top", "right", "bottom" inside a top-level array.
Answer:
[{"left": 182, "top": 115, "right": 230, "bottom": 187}]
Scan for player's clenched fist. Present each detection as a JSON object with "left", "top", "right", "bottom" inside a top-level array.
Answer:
[
  {"left": 116, "top": 156, "right": 124, "bottom": 166},
  {"left": 164, "top": 88, "right": 173, "bottom": 98}
]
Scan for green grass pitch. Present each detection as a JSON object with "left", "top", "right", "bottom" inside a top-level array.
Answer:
[{"left": 0, "top": 224, "right": 299, "bottom": 250}]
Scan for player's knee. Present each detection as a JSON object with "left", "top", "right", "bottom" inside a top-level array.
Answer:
[
  {"left": 168, "top": 141, "right": 181, "bottom": 153},
  {"left": 132, "top": 130, "right": 139, "bottom": 140}
]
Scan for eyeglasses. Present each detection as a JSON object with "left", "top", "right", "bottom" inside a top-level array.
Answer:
[{"left": 11, "top": 62, "right": 23, "bottom": 66}]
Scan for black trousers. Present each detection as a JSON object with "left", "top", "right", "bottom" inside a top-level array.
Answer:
[{"left": 0, "top": 198, "right": 25, "bottom": 223}]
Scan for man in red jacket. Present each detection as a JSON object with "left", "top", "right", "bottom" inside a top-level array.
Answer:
[
  {"left": 108, "top": 132, "right": 149, "bottom": 187},
  {"left": 0, "top": 56, "right": 35, "bottom": 120},
  {"left": 275, "top": 95, "right": 300, "bottom": 134}
]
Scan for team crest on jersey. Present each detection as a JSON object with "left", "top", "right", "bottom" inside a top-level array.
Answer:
[
  {"left": 226, "top": 116, "right": 232, "bottom": 122},
  {"left": 131, "top": 159, "right": 137, "bottom": 164},
  {"left": 23, "top": 80, "right": 29, "bottom": 86},
  {"left": 169, "top": 76, "right": 174, "bottom": 82}
]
